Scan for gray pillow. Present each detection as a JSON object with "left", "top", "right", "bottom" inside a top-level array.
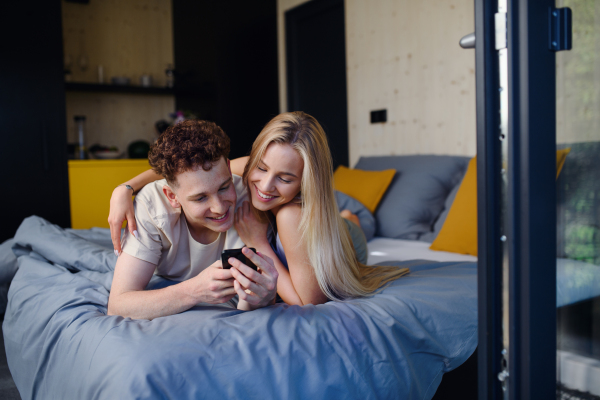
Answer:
[
  {"left": 334, "top": 190, "right": 376, "bottom": 241},
  {"left": 419, "top": 172, "right": 464, "bottom": 243},
  {"left": 354, "top": 155, "right": 470, "bottom": 239}
]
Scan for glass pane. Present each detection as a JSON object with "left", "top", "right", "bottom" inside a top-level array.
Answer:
[{"left": 556, "top": 1, "right": 600, "bottom": 398}]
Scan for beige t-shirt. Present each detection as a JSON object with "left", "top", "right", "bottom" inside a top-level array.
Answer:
[{"left": 121, "top": 174, "right": 247, "bottom": 281}]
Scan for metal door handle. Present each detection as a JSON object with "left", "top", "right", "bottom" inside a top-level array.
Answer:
[{"left": 459, "top": 32, "right": 475, "bottom": 49}]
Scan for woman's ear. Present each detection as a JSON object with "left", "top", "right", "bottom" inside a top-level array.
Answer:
[{"left": 163, "top": 185, "right": 181, "bottom": 209}]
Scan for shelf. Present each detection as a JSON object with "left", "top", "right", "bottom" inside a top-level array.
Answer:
[{"left": 65, "top": 82, "right": 174, "bottom": 95}]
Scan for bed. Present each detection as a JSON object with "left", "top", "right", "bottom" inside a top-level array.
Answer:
[
  {"left": 3, "top": 150, "right": 600, "bottom": 399},
  {"left": 0, "top": 154, "right": 490, "bottom": 399},
  {"left": 2, "top": 216, "right": 476, "bottom": 399}
]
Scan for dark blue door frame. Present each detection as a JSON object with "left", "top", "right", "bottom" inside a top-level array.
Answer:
[
  {"left": 476, "top": 0, "right": 558, "bottom": 398},
  {"left": 475, "top": 0, "right": 503, "bottom": 399},
  {"left": 507, "top": 0, "right": 557, "bottom": 398}
]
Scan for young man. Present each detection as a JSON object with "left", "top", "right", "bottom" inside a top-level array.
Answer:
[{"left": 107, "top": 120, "right": 278, "bottom": 320}]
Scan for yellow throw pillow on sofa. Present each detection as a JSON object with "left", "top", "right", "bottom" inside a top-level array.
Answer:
[
  {"left": 333, "top": 165, "right": 396, "bottom": 213},
  {"left": 556, "top": 147, "right": 571, "bottom": 177},
  {"left": 430, "top": 149, "right": 570, "bottom": 256},
  {"left": 430, "top": 157, "right": 478, "bottom": 255}
]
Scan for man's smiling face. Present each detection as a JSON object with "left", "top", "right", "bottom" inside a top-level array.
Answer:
[{"left": 164, "top": 157, "right": 236, "bottom": 242}]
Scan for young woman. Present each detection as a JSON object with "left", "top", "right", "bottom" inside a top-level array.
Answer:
[{"left": 109, "top": 112, "right": 408, "bottom": 305}]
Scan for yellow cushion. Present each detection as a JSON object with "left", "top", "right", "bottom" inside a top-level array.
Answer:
[
  {"left": 430, "top": 149, "right": 570, "bottom": 256},
  {"left": 430, "top": 157, "right": 478, "bottom": 255},
  {"left": 556, "top": 147, "right": 571, "bottom": 178},
  {"left": 333, "top": 165, "right": 395, "bottom": 213}
]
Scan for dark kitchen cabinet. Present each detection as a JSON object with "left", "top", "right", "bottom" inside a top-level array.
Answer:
[{"left": 0, "top": 0, "right": 71, "bottom": 242}]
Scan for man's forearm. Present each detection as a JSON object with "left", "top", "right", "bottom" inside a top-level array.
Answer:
[{"left": 107, "top": 280, "right": 198, "bottom": 320}]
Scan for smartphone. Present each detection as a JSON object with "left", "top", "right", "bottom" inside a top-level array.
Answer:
[{"left": 221, "top": 248, "right": 258, "bottom": 271}]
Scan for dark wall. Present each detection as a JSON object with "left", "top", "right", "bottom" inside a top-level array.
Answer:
[
  {"left": 286, "top": 0, "right": 348, "bottom": 168},
  {"left": 173, "top": 0, "right": 279, "bottom": 159},
  {"left": 0, "top": 1, "right": 70, "bottom": 242}
]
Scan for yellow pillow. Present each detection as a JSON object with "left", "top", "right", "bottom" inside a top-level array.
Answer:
[
  {"left": 430, "top": 149, "right": 570, "bottom": 256},
  {"left": 430, "top": 157, "right": 478, "bottom": 255},
  {"left": 556, "top": 147, "right": 571, "bottom": 177},
  {"left": 333, "top": 165, "right": 395, "bottom": 213}
]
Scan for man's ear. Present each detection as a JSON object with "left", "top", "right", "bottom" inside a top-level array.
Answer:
[{"left": 163, "top": 185, "right": 181, "bottom": 209}]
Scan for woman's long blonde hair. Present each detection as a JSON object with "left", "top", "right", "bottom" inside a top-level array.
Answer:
[{"left": 243, "top": 112, "right": 408, "bottom": 300}]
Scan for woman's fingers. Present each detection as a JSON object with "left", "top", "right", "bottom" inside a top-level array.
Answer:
[
  {"left": 109, "top": 221, "right": 122, "bottom": 255},
  {"left": 243, "top": 248, "right": 277, "bottom": 279},
  {"left": 228, "top": 257, "right": 266, "bottom": 287},
  {"left": 109, "top": 185, "right": 137, "bottom": 256},
  {"left": 231, "top": 267, "right": 264, "bottom": 297},
  {"left": 228, "top": 247, "right": 278, "bottom": 307},
  {"left": 126, "top": 210, "right": 138, "bottom": 239},
  {"left": 233, "top": 274, "right": 263, "bottom": 304}
]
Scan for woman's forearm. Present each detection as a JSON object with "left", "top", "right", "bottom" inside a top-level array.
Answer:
[
  {"left": 122, "top": 169, "right": 163, "bottom": 194},
  {"left": 252, "top": 243, "right": 304, "bottom": 305},
  {"left": 230, "top": 156, "right": 249, "bottom": 177}
]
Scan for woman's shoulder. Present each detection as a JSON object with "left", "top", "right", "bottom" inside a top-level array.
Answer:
[
  {"left": 275, "top": 202, "right": 302, "bottom": 225},
  {"left": 275, "top": 203, "right": 304, "bottom": 250}
]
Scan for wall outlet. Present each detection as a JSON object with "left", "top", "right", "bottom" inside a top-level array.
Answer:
[{"left": 370, "top": 109, "right": 387, "bottom": 123}]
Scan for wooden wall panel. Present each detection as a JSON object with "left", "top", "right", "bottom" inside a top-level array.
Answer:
[
  {"left": 345, "top": 0, "right": 476, "bottom": 166},
  {"left": 62, "top": 0, "right": 175, "bottom": 156},
  {"left": 62, "top": 0, "right": 174, "bottom": 86},
  {"left": 278, "top": 0, "right": 476, "bottom": 166},
  {"left": 65, "top": 92, "right": 174, "bottom": 155}
]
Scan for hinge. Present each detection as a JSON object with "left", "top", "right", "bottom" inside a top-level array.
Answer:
[
  {"left": 498, "top": 348, "right": 509, "bottom": 392},
  {"left": 549, "top": 7, "right": 572, "bottom": 51}
]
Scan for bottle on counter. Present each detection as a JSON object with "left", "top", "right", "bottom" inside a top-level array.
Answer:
[
  {"left": 165, "top": 64, "right": 174, "bottom": 88},
  {"left": 74, "top": 115, "right": 87, "bottom": 159}
]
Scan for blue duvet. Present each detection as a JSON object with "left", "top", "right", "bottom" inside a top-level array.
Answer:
[{"left": 2, "top": 216, "right": 477, "bottom": 399}]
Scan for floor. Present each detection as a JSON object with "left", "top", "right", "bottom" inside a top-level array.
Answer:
[{"left": 0, "top": 316, "right": 21, "bottom": 400}]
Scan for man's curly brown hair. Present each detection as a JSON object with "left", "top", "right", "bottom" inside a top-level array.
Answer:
[{"left": 148, "top": 119, "right": 230, "bottom": 187}]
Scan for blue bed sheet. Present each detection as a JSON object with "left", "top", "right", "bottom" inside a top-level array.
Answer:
[{"left": 2, "top": 216, "right": 477, "bottom": 399}]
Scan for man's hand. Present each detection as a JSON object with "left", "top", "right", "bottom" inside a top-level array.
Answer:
[
  {"left": 108, "top": 255, "right": 237, "bottom": 320},
  {"left": 228, "top": 248, "right": 279, "bottom": 311},
  {"left": 190, "top": 260, "right": 237, "bottom": 304},
  {"left": 234, "top": 201, "right": 269, "bottom": 249}
]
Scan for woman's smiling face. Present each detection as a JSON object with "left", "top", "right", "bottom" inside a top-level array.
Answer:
[{"left": 248, "top": 143, "right": 304, "bottom": 213}]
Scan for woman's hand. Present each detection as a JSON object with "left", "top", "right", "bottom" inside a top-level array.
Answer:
[
  {"left": 234, "top": 201, "right": 269, "bottom": 248},
  {"left": 228, "top": 248, "right": 279, "bottom": 311},
  {"left": 109, "top": 185, "right": 138, "bottom": 255}
]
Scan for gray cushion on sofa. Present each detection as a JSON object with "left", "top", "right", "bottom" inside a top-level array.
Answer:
[
  {"left": 335, "top": 190, "right": 376, "bottom": 241},
  {"left": 354, "top": 155, "right": 470, "bottom": 239},
  {"left": 419, "top": 174, "right": 464, "bottom": 243}
]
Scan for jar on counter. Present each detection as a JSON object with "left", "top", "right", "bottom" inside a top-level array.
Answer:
[
  {"left": 74, "top": 115, "right": 87, "bottom": 159},
  {"left": 165, "top": 64, "right": 174, "bottom": 88}
]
